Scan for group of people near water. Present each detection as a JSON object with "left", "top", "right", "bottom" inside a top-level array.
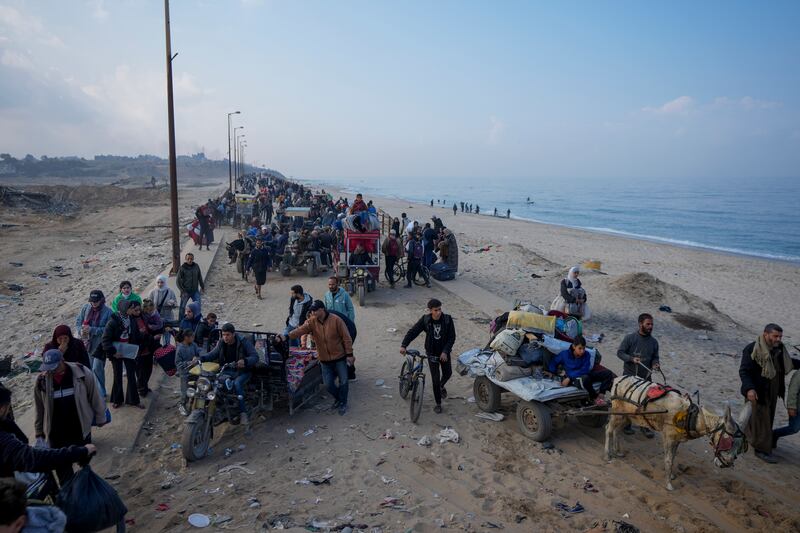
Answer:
[{"left": 429, "top": 199, "right": 512, "bottom": 219}]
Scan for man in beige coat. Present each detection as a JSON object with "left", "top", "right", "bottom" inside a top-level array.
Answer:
[{"left": 34, "top": 349, "right": 107, "bottom": 483}]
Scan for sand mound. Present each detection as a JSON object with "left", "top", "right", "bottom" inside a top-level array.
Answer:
[
  {"left": 27, "top": 185, "right": 167, "bottom": 209},
  {"left": 608, "top": 272, "right": 720, "bottom": 316}
]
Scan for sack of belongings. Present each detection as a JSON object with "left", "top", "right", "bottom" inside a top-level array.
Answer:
[
  {"left": 488, "top": 351, "right": 533, "bottom": 381},
  {"left": 489, "top": 328, "right": 525, "bottom": 357},
  {"left": 507, "top": 311, "right": 556, "bottom": 335}
]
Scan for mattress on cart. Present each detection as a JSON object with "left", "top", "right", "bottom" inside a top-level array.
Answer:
[{"left": 286, "top": 348, "right": 319, "bottom": 393}]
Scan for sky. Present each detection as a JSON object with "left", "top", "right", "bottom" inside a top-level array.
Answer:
[{"left": 0, "top": 0, "right": 798, "bottom": 182}]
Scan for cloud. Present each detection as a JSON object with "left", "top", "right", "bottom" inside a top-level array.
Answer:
[
  {"left": 88, "top": 0, "right": 109, "bottom": 21},
  {"left": 0, "top": 5, "right": 63, "bottom": 47},
  {"left": 642, "top": 95, "right": 694, "bottom": 115},
  {"left": 488, "top": 115, "right": 504, "bottom": 145},
  {"left": 713, "top": 96, "right": 781, "bottom": 110},
  {"left": 1, "top": 49, "right": 34, "bottom": 70}
]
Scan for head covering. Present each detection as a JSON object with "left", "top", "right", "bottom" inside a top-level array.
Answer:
[
  {"left": 41, "top": 349, "right": 63, "bottom": 371},
  {"left": 89, "top": 290, "right": 104, "bottom": 303},
  {"left": 186, "top": 302, "right": 201, "bottom": 317},
  {"left": 566, "top": 266, "right": 580, "bottom": 287},
  {"left": 389, "top": 229, "right": 396, "bottom": 235},
  {"left": 50, "top": 325, "right": 73, "bottom": 345},
  {"left": 156, "top": 274, "right": 168, "bottom": 284},
  {"left": 117, "top": 299, "right": 132, "bottom": 315}
]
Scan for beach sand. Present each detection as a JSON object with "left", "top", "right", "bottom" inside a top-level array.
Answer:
[{"left": 2, "top": 182, "right": 799, "bottom": 532}]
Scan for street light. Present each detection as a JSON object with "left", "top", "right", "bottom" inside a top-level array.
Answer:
[
  {"left": 233, "top": 126, "right": 244, "bottom": 185},
  {"left": 240, "top": 141, "right": 248, "bottom": 176},
  {"left": 227, "top": 111, "right": 240, "bottom": 192},
  {"left": 237, "top": 136, "right": 247, "bottom": 180}
]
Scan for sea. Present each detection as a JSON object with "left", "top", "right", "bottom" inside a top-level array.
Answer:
[{"left": 300, "top": 176, "right": 800, "bottom": 263}]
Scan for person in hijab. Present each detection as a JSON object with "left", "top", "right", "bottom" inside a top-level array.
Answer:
[
  {"left": 179, "top": 302, "right": 202, "bottom": 333},
  {"left": 148, "top": 274, "right": 178, "bottom": 322},
  {"left": 76, "top": 290, "right": 113, "bottom": 397},
  {"left": 110, "top": 280, "right": 142, "bottom": 313},
  {"left": 551, "top": 265, "right": 591, "bottom": 320},
  {"left": 43, "top": 325, "right": 90, "bottom": 368},
  {"left": 136, "top": 299, "right": 164, "bottom": 398},
  {"left": 101, "top": 299, "right": 144, "bottom": 409}
]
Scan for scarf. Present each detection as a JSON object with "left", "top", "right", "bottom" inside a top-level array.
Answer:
[
  {"left": 752, "top": 334, "right": 792, "bottom": 380},
  {"left": 86, "top": 301, "right": 105, "bottom": 326},
  {"left": 566, "top": 266, "right": 580, "bottom": 288},
  {"left": 154, "top": 275, "right": 170, "bottom": 311}
]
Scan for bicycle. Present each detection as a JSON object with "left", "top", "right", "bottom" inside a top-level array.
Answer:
[
  {"left": 398, "top": 349, "right": 426, "bottom": 423},
  {"left": 389, "top": 257, "right": 429, "bottom": 286},
  {"left": 385, "top": 257, "right": 405, "bottom": 284}
]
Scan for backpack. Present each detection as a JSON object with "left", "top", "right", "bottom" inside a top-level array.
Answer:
[
  {"left": 329, "top": 310, "right": 357, "bottom": 343},
  {"left": 411, "top": 241, "right": 423, "bottom": 260},
  {"left": 387, "top": 238, "right": 399, "bottom": 257}
]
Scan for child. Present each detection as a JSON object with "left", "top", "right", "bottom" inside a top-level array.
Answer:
[{"left": 175, "top": 329, "right": 202, "bottom": 415}]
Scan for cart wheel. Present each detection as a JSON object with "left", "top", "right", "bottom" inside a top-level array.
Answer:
[
  {"left": 516, "top": 400, "right": 552, "bottom": 442},
  {"left": 280, "top": 264, "right": 291, "bottom": 277},
  {"left": 357, "top": 284, "right": 365, "bottom": 307},
  {"left": 473, "top": 376, "right": 501, "bottom": 412}
]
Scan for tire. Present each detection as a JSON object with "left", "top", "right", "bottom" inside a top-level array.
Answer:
[
  {"left": 413, "top": 265, "right": 430, "bottom": 286},
  {"left": 398, "top": 360, "right": 411, "bottom": 399},
  {"left": 280, "top": 263, "right": 291, "bottom": 277},
  {"left": 357, "top": 284, "right": 365, "bottom": 307},
  {"left": 473, "top": 376, "right": 501, "bottom": 412},
  {"left": 182, "top": 410, "right": 211, "bottom": 462},
  {"left": 393, "top": 262, "right": 404, "bottom": 282},
  {"left": 516, "top": 400, "right": 552, "bottom": 442},
  {"left": 409, "top": 377, "right": 424, "bottom": 423}
]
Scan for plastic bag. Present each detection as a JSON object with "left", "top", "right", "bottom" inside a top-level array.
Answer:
[{"left": 57, "top": 465, "right": 127, "bottom": 532}]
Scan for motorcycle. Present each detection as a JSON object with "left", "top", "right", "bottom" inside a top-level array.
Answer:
[
  {"left": 181, "top": 361, "right": 268, "bottom": 462},
  {"left": 346, "top": 267, "right": 376, "bottom": 307}
]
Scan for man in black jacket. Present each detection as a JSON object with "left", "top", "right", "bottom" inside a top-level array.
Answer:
[
  {"left": 400, "top": 299, "right": 456, "bottom": 413},
  {"left": 284, "top": 286, "right": 313, "bottom": 347},
  {"left": 176, "top": 253, "right": 204, "bottom": 320},
  {"left": 739, "top": 323, "right": 800, "bottom": 463},
  {"left": 1, "top": 387, "right": 95, "bottom": 479}
]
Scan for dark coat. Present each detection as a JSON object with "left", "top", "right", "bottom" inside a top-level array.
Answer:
[
  {"left": 560, "top": 278, "right": 583, "bottom": 304},
  {"left": 739, "top": 342, "right": 800, "bottom": 403},
  {"left": 286, "top": 296, "right": 313, "bottom": 328},
  {"left": 94, "top": 313, "right": 141, "bottom": 361},
  {"left": 401, "top": 313, "right": 456, "bottom": 357},
  {"left": 200, "top": 334, "right": 258, "bottom": 371},
  {"left": 0, "top": 418, "right": 88, "bottom": 478}
]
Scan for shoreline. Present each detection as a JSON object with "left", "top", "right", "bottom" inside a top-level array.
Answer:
[{"left": 300, "top": 178, "right": 800, "bottom": 266}]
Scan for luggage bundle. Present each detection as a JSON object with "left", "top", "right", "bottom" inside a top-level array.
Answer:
[{"left": 154, "top": 344, "right": 177, "bottom": 376}]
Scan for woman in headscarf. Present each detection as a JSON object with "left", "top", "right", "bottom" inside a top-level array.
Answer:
[
  {"left": 135, "top": 299, "right": 163, "bottom": 398},
  {"left": 101, "top": 299, "right": 144, "bottom": 409},
  {"left": 179, "top": 302, "right": 202, "bottom": 333},
  {"left": 111, "top": 280, "right": 142, "bottom": 313},
  {"left": 148, "top": 274, "right": 178, "bottom": 322},
  {"left": 551, "top": 266, "right": 591, "bottom": 320},
  {"left": 43, "top": 325, "right": 90, "bottom": 368}
]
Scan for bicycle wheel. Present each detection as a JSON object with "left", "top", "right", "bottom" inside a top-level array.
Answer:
[
  {"left": 398, "top": 360, "right": 411, "bottom": 399},
  {"left": 393, "top": 261, "right": 405, "bottom": 282},
  {"left": 413, "top": 264, "right": 430, "bottom": 286},
  {"left": 409, "top": 376, "right": 424, "bottom": 423}
]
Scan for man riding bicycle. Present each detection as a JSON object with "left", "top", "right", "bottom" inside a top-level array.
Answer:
[{"left": 400, "top": 299, "right": 456, "bottom": 414}]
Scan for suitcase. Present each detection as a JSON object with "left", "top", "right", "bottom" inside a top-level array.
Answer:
[{"left": 154, "top": 344, "right": 177, "bottom": 376}]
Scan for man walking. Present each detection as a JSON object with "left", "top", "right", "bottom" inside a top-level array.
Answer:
[
  {"left": 404, "top": 232, "right": 430, "bottom": 288},
  {"left": 284, "top": 285, "right": 313, "bottom": 346},
  {"left": 33, "top": 350, "right": 107, "bottom": 484},
  {"left": 400, "top": 299, "right": 456, "bottom": 414},
  {"left": 324, "top": 277, "right": 355, "bottom": 323},
  {"left": 381, "top": 229, "right": 403, "bottom": 288},
  {"left": 280, "top": 301, "right": 354, "bottom": 416},
  {"left": 76, "top": 289, "right": 113, "bottom": 397},
  {"left": 739, "top": 323, "right": 800, "bottom": 463},
  {"left": 616, "top": 313, "right": 660, "bottom": 437},
  {"left": 452, "top": 203, "right": 457, "bottom": 216},
  {"left": 246, "top": 239, "right": 272, "bottom": 300},
  {"left": 177, "top": 252, "right": 204, "bottom": 319}
]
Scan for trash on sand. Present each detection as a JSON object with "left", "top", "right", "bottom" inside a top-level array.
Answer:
[
  {"left": 467, "top": 396, "right": 476, "bottom": 403},
  {"left": 541, "top": 441, "right": 555, "bottom": 450},
  {"left": 296, "top": 469, "right": 333, "bottom": 485},
  {"left": 381, "top": 394, "right": 393, "bottom": 399},
  {"left": 658, "top": 305, "right": 672, "bottom": 313},
  {"left": 380, "top": 429, "right": 395, "bottom": 440},
  {"left": 224, "top": 447, "right": 234, "bottom": 457},
  {"left": 375, "top": 379, "right": 385, "bottom": 387},
  {"left": 437, "top": 428, "right": 460, "bottom": 444},
  {"left": 155, "top": 503, "right": 170, "bottom": 512},
  {"left": 380, "top": 475, "right": 396, "bottom": 484},
  {"left": 578, "top": 478, "right": 599, "bottom": 493},
  {"left": 9, "top": 262, "right": 23, "bottom": 267},
  {"left": 614, "top": 520, "right": 640, "bottom": 533},
  {"left": 170, "top": 443, "right": 182, "bottom": 450},
  {"left": 417, "top": 435, "right": 432, "bottom": 447},
  {"left": 554, "top": 501, "right": 585, "bottom": 515},
  {"left": 212, "top": 515, "right": 232, "bottom": 525},
  {"left": 380, "top": 497, "right": 404, "bottom": 509},
  {"left": 112, "top": 447, "right": 127, "bottom": 454},
  {"left": 697, "top": 334, "right": 710, "bottom": 340},
  {"left": 188, "top": 513, "right": 211, "bottom": 528},
  {"left": 286, "top": 428, "right": 295, "bottom": 435},
  {"left": 481, "top": 522, "right": 503, "bottom": 529},
  {"left": 386, "top": 328, "right": 397, "bottom": 333},
  {"left": 303, "top": 429, "right": 315, "bottom": 437},
  {"left": 475, "top": 412, "right": 504, "bottom": 422},
  {"left": 6, "top": 283, "right": 24, "bottom": 292},
  {"left": 218, "top": 462, "right": 255, "bottom": 475}
]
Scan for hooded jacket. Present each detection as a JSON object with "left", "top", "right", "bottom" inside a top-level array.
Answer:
[
  {"left": 324, "top": 287, "right": 355, "bottom": 323},
  {"left": 34, "top": 362, "right": 107, "bottom": 441},
  {"left": 179, "top": 302, "right": 202, "bottom": 332},
  {"left": 286, "top": 293, "right": 313, "bottom": 328}
]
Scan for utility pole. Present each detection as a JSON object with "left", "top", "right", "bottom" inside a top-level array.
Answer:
[
  {"left": 227, "top": 111, "right": 240, "bottom": 193},
  {"left": 164, "top": 0, "right": 181, "bottom": 274}
]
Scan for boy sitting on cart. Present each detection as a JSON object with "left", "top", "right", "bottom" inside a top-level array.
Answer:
[{"left": 544, "top": 335, "right": 615, "bottom": 406}]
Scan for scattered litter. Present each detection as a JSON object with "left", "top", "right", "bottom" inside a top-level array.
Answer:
[
  {"left": 286, "top": 428, "right": 295, "bottom": 435},
  {"left": 224, "top": 448, "right": 234, "bottom": 457},
  {"left": 475, "top": 412, "right": 504, "bottom": 422},
  {"left": 697, "top": 334, "right": 710, "bottom": 341},
  {"left": 9, "top": 262, "right": 23, "bottom": 267},
  {"left": 303, "top": 429, "right": 315, "bottom": 437},
  {"left": 380, "top": 429, "right": 395, "bottom": 440},
  {"left": 379, "top": 497, "right": 404, "bottom": 509},
  {"left": 622, "top": 513, "right": 629, "bottom": 519},
  {"left": 481, "top": 522, "right": 503, "bottom": 529},
  {"left": 218, "top": 463, "right": 255, "bottom": 475},
  {"left": 614, "top": 520, "right": 640, "bottom": 533},
  {"left": 577, "top": 478, "right": 599, "bottom": 493},
  {"left": 711, "top": 352, "right": 737, "bottom": 358},
  {"left": 467, "top": 396, "right": 476, "bottom": 403},
  {"left": 188, "top": 513, "right": 211, "bottom": 528},
  {"left": 204, "top": 487, "right": 220, "bottom": 494},
  {"left": 380, "top": 476, "right": 396, "bottom": 484},
  {"left": 170, "top": 443, "right": 182, "bottom": 450},
  {"left": 296, "top": 469, "right": 333, "bottom": 485},
  {"left": 6, "top": 283, "right": 24, "bottom": 292},
  {"left": 658, "top": 305, "right": 672, "bottom": 313},
  {"left": 541, "top": 441, "right": 555, "bottom": 450},
  {"left": 112, "top": 447, "right": 127, "bottom": 454},
  {"left": 437, "top": 428, "right": 460, "bottom": 444},
  {"left": 586, "top": 333, "right": 604, "bottom": 343},
  {"left": 212, "top": 514, "right": 232, "bottom": 525},
  {"left": 381, "top": 394, "right": 393, "bottom": 399},
  {"left": 248, "top": 497, "right": 260, "bottom": 509},
  {"left": 386, "top": 328, "right": 397, "bottom": 333},
  {"left": 155, "top": 503, "right": 170, "bottom": 512},
  {"left": 375, "top": 379, "right": 385, "bottom": 387},
  {"left": 253, "top": 323, "right": 263, "bottom": 327},
  {"left": 126, "top": 266, "right": 139, "bottom": 272},
  {"left": 554, "top": 501, "right": 585, "bottom": 515},
  {"left": 417, "top": 436, "right": 432, "bottom": 447}
]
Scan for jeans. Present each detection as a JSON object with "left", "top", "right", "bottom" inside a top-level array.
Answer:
[
  {"left": 179, "top": 291, "right": 202, "bottom": 319},
  {"left": 773, "top": 414, "right": 800, "bottom": 443},
  {"left": 307, "top": 251, "right": 323, "bottom": 270},
  {"left": 91, "top": 356, "right": 107, "bottom": 397},
  {"left": 428, "top": 356, "right": 452, "bottom": 405},
  {"left": 321, "top": 358, "right": 349, "bottom": 406},
  {"left": 224, "top": 371, "right": 251, "bottom": 414}
]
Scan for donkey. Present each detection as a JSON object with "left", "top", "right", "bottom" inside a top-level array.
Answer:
[{"left": 604, "top": 375, "right": 751, "bottom": 491}]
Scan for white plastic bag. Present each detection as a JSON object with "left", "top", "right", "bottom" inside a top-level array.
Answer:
[{"left": 489, "top": 328, "right": 524, "bottom": 356}]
